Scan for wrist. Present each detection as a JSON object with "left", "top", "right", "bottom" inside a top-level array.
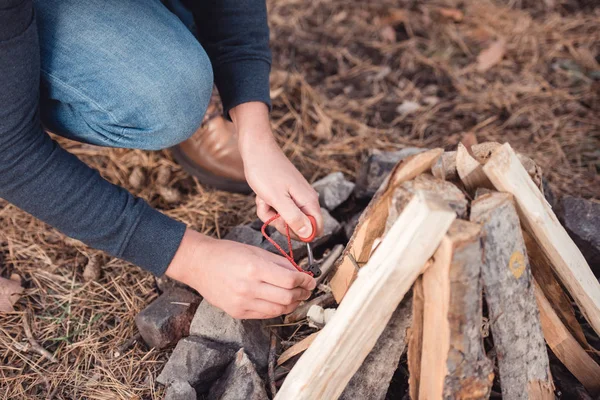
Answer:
[
  {"left": 229, "top": 102, "right": 276, "bottom": 156},
  {"left": 165, "top": 228, "right": 213, "bottom": 283}
]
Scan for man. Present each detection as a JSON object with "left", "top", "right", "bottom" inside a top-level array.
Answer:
[{"left": 0, "top": 0, "right": 323, "bottom": 319}]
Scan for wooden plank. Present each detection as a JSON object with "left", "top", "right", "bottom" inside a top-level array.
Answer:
[
  {"left": 534, "top": 280, "right": 600, "bottom": 397},
  {"left": 408, "top": 276, "right": 424, "bottom": 400},
  {"left": 471, "top": 192, "right": 553, "bottom": 400},
  {"left": 275, "top": 192, "right": 455, "bottom": 400},
  {"left": 419, "top": 220, "right": 494, "bottom": 400},
  {"left": 277, "top": 332, "right": 319, "bottom": 366},
  {"left": 483, "top": 143, "right": 600, "bottom": 336},
  {"left": 339, "top": 295, "right": 413, "bottom": 400},
  {"left": 330, "top": 149, "right": 443, "bottom": 303}
]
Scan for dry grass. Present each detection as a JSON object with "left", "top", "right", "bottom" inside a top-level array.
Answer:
[{"left": 1, "top": 0, "right": 598, "bottom": 398}]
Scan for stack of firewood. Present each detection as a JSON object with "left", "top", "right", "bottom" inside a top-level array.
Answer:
[{"left": 276, "top": 143, "right": 600, "bottom": 400}]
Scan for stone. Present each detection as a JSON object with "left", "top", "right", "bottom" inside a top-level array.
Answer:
[
  {"left": 207, "top": 349, "right": 269, "bottom": 400},
  {"left": 157, "top": 336, "right": 236, "bottom": 391},
  {"left": 261, "top": 208, "right": 341, "bottom": 258},
  {"left": 224, "top": 225, "right": 264, "bottom": 247},
  {"left": 312, "top": 172, "right": 355, "bottom": 211},
  {"left": 135, "top": 288, "right": 201, "bottom": 350},
  {"left": 558, "top": 196, "right": 600, "bottom": 276},
  {"left": 164, "top": 381, "right": 196, "bottom": 400},
  {"left": 396, "top": 101, "right": 421, "bottom": 115},
  {"left": 155, "top": 275, "right": 196, "bottom": 295},
  {"left": 189, "top": 300, "right": 271, "bottom": 370},
  {"left": 354, "top": 148, "right": 427, "bottom": 199}
]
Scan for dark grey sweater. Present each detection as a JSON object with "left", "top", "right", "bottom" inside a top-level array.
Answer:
[{"left": 0, "top": 0, "right": 271, "bottom": 275}]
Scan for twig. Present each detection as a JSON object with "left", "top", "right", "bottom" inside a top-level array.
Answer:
[
  {"left": 284, "top": 292, "right": 336, "bottom": 324},
  {"left": 315, "top": 244, "right": 344, "bottom": 285},
  {"left": 114, "top": 332, "right": 142, "bottom": 358},
  {"left": 22, "top": 313, "right": 58, "bottom": 363},
  {"left": 268, "top": 331, "right": 278, "bottom": 398}
]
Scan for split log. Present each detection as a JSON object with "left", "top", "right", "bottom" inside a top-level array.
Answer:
[
  {"left": 330, "top": 149, "right": 443, "bottom": 303},
  {"left": 418, "top": 220, "right": 494, "bottom": 400},
  {"left": 432, "top": 151, "right": 458, "bottom": 181},
  {"left": 456, "top": 143, "right": 493, "bottom": 193},
  {"left": 408, "top": 277, "right": 424, "bottom": 400},
  {"left": 275, "top": 192, "right": 456, "bottom": 400},
  {"left": 339, "top": 294, "right": 413, "bottom": 400},
  {"left": 470, "top": 192, "right": 553, "bottom": 400},
  {"left": 483, "top": 143, "right": 600, "bottom": 336},
  {"left": 525, "top": 231, "right": 590, "bottom": 349},
  {"left": 534, "top": 280, "right": 600, "bottom": 397}
]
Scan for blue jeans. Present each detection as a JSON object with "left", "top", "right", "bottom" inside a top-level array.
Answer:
[{"left": 34, "top": 0, "right": 213, "bottom": 151}]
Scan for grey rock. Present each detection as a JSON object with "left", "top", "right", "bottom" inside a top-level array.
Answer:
[
  {"left": 542, "top": 178, "right": 556, "bottom": 209},
  {"left": 135, "top": 288, "right": 201, "bottom": 350},
  {"left": 312, "top": 172, "right": 355, "bottom": 211},
  {"left": 157, "top": 336, "right": 236, "bottom": 391},
  {"left": 558, "top": 196, "right": 600, "bottom": 276},
  {"left": 224, "top": 225, "right": 264, "bottom": 247},
  {"left": 354, "top": 148, "right": 427, "bottom": 199},
  {"left": 164, "top": 381, "right": 196, "bottom": 400},
  {"left": 189, "top": 300, "right": 270, "bottom": 370},
  {"left": 261, "top": 208, "right": 341, "bottom": 258},
  {"left": 207, "top": 349, "right": 269, "bottom": 400}
]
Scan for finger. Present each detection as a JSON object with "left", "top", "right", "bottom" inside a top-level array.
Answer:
[
  {"left": 256, "top": 196, "right": 287, "bottom": 234},
  {"left": 290, "top": 185, "right": 324, "bottom": 236},
  {"left": 248, "top": 298, "right": 301, "bottom": 318},
  {"left": 273, "top": 194, "right": 313, "bottom": 239},
  {"left": 259, "top": 262, "right": 317, "bottom": 291},
  {"left": 254, "top": 282, "right": 311, "bottom": 305}
]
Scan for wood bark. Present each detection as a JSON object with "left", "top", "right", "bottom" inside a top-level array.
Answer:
[
  {"left": 275, "top": 192, "right": 455, "bottom": 400},
  {"left": 339, "top": 294, "right": 413, "bottom": 400},
  {"left": 329, "top": 149, "right": 443, "bottom": 303},
  {"left": 483, "top": 143, "right": 600, "bottom": 336},
  {"left": 419, "top": 220, "right": 494, "bottom": 400},
  {"left": 534, "top": 280, "right": 600, "bottom": 397},
  {"left": 470, "top": 191, "right": 553, "bottom": 400}
]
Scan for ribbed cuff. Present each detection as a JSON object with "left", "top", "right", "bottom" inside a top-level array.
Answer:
[
  {"left": 120, "top": 205, "right": 187, "bottom": 276},
  {"left": 214, "top": 59, "right": 272, "bottom": 120}
]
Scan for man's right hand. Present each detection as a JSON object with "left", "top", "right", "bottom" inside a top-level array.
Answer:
[{"left": 165, "top": 229, "right": 316, "bottom": 319}]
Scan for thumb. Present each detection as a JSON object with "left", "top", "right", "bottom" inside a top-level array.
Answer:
[{"left": 275, "top": 195, "right": 314, "bottom": 240}]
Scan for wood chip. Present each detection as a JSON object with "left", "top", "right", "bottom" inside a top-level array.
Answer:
[{"left": 476, "top": 39, "right": 506, "bottom": 72}]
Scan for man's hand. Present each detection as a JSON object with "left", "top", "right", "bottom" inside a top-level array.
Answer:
[
  {"left": 230, "top": 102, "right": 323, "bottom": 239},
  {"left": 166, "top": 229, "right": 316, "bottom": 319}
]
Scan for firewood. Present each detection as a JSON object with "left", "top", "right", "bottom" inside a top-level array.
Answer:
[
  {"left": 339, "top": 295, "right": 413, "bottom": 400},
  {"left": 483, "top": 143, "right": 600, "bottom": 336},
  {"left": 330, "top": 148, "right": 443, "bottom": 303},
  {"left": 277, "top": 332, "right": 319, "bottom": 366},
  {"left": 471, "top": 192, "right": 553, "bottom": 400},
  {"left": 419, "top": 220, "right": 494, "bottom": 399},
  {"left": 456, "top": 143, "right": 493, "bottom": 193},
  {"left": 431, "top": 151, "right": 457, "bottom": 181},
  {"left": 534, "top": 280, "right": 600, "bottom": 397},
  {"left": 525, "top": 231, "right": 590, "bottom": 349},
  {"left": 275, "top": 192, "right": 456, "bottom": 400},
  {"left": 408, "top": 276, "right": 424, "bottom": 400},
  {"left": 284, "top": 292, "right": 336, "bottom": 324}
]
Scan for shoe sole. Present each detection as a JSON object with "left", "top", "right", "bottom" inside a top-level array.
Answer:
[{"left": 170, "top": 146, "right": 253, "bottom": 194}]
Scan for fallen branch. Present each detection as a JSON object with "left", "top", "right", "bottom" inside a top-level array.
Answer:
[{"left": 22, "top": 314, "right": 58, "bottom": 364}]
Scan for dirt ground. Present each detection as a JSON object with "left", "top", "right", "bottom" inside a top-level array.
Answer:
[{"left": 1, "top": 0, "right": 598, "bottom": 398}]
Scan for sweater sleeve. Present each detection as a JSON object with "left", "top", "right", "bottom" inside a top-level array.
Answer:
[
  {"left": 0, "top": 0, "right": 186, "bottom": 276},
  {"left": 186, "top": 0, "right": 272, "bottom": 118}
]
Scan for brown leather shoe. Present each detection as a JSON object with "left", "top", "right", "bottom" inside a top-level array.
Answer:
[{"left": 171, "top": 105, "right": 251, "bottom": 194}]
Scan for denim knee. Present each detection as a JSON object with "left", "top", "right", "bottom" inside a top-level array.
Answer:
[{"left": 130, "top": 46, "right": 213, "bottom": 151}]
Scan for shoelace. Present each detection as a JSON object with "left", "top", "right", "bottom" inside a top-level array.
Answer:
[{"left": 261, "top": 214, "right": 314, "bottom": 277}]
